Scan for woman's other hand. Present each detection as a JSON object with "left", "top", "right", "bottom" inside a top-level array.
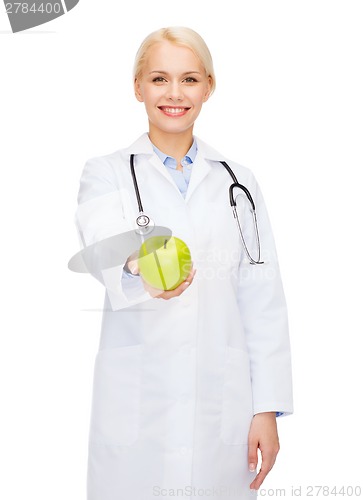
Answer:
[{"left": 248, "top": 412, "right": 280, "bottom": 491}]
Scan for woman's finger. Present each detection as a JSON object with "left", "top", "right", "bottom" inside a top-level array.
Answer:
[{"left": 146, "top": 267, "right": 197, "bottom": 300}]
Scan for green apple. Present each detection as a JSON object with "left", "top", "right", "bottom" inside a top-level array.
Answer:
[{"left": 138, "top": 236, "right": 192, "bottom": 291}]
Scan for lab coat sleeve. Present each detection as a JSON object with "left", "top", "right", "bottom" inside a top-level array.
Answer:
[
  {"left": 237, "top": 171, "right": 293, "bottom": 417},
  {"left": 74, "top": 156, "right": 151, "bottom": 310}
]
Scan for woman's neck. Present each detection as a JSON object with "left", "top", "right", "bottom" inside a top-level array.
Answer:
[{"left": 148, "top": 127, "right": 194, "bottom": 162}]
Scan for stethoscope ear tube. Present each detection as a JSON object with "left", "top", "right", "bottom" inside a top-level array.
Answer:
[
  {"left": 232, "top": 205, "right": 264, "bottom": 265},
  {"left": 221, "top": 160, "right": 256, "bottom": 210},
  {"left": 224, "top": 167, "right": 263, "bottom": 264},
  {"left": 229, "top": 183, "right": 256, "bottom": 211}
]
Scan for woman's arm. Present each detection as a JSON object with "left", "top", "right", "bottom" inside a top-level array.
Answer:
[
  {"left": 236, "top": 172, "right": 293, "bottom": 489},
  {"left": 74, "top": 156, "right": 151, "bottom": 309}
]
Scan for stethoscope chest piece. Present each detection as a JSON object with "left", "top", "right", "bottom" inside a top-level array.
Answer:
[{"left": 135, "top": 212, "right": 155, "bottom": 235}]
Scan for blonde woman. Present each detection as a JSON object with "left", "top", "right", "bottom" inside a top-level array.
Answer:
[{"left": 75, "top": 26, "right": 293, "bottom": 500}]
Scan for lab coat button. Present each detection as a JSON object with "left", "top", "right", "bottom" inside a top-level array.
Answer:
[{"left": 180, "top": 446, "right": 188, "bottom": 455}]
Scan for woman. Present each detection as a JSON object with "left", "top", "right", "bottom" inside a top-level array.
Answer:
[{"left": 75, "top": 26, "right": 293, "bottom": 500}]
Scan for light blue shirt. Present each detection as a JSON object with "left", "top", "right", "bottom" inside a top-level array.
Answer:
[{"left": 152, "top": 140, "right": 197, "bottom": 198}]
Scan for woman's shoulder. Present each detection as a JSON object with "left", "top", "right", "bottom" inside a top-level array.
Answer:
[
  {"left": 195, "top": 136, "right": 256, "bottom": 183},
  {"left": 83, "top": 133, "right": 150, "bottom": 166}
]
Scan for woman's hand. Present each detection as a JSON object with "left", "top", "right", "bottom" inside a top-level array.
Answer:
[
  {"left": 124, "top": 250, "right": 141, "bottom": 275},
  {"left": 124, "top": 252, "right": 196, "bottom": 300},
  {"left": 144, "top": 267, "right": 196, "bottom": 300},
  {"left": 248, "top": 412, "right": 280, "bottom": 491}
]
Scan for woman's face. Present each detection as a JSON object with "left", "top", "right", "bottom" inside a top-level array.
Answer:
[{"left": 134, "top": 41, "right": 212, "bottom": 138}]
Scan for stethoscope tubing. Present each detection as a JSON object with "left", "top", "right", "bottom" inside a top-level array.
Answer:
[
  {"left": 130, "top": 154, "right": 152, "bottom": 230},
  {"left": 130, "top": 154, "right": 143, "bottom": 213},
  {"left": 220, "top": 161, "right": 256, "bottom": 211}
]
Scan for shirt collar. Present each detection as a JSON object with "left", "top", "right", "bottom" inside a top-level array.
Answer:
[
  {"left": 152, "top": 138, "right": 198, "bottom": 165},
  {"left": 123, "top": 132, "right": 228, "bottom": 162}
]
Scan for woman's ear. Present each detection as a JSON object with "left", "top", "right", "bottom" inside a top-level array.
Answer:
[
  {"left": 134, "top": 78, "right": 144, "bottom": 102},
  {"left": 203, "top": 76, "right": 213, "bottom": 102}
]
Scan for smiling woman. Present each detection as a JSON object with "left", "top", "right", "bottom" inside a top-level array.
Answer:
[{"left": 74, "top": 25, "right": 293, "bottom": 500}]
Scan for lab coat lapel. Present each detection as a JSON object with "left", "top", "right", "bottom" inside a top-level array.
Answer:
[
  {"left": 148, "top": 154, "right": 183, "bottom": 196},
  {"left": 184, "top": 138, "right": 226, "bottom": 204},
  {"left": 184, "top": 154, "right": 212, "bottom": 204},
  {"left": 125, "top": 133, "right": 187, "bottom": 197}
]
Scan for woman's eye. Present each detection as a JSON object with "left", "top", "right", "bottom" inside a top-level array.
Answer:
[
  {"left": 152, "top": 77, "right": 166, "bottom": 83},
  {"left": 184, "top": 77, "right": 198, "bottom": 83}
]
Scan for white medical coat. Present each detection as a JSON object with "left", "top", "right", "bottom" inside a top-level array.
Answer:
[{"left": 74, "top": 133, "right": 293, "bottom": 500}]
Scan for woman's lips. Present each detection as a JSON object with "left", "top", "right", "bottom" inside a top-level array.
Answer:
[{"left": 158, "top": 106, "right": 191, "bottom": 117}]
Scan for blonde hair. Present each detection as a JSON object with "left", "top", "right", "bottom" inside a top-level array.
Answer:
[{"left": 133, "top": 26, "right": 216, "bottom": 95}]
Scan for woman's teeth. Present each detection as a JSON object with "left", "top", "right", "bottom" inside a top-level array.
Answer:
[{"left": 161, "top": 107, "right": 187, "bottom": 114}]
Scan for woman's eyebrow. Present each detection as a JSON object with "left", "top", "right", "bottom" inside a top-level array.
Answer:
[{"left": 149, "top": 70, "right": 202, "bottom": 75}]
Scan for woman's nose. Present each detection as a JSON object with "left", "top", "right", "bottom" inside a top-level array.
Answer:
[{"left": 166, "top": 82, "right": 184, "bottom": 101}]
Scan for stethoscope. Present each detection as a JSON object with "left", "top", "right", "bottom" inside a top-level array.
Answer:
[{"left": 129, "top": 154, "right": 264, "bottom": 265}]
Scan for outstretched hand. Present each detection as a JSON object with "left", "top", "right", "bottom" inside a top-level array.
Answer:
[
  {"left": 144, "top": 267, "right": 196, "bottom": 299},
  {"left": 125, "top": 252, "right": 196, "bottom": 300}
]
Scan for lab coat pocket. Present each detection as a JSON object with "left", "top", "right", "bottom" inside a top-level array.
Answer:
[
  {"left": 89, "top": 344, "right": 143, "bottom": 446},
  {"left": 221, "top": 346, "right": 253, "bottom": 446}
]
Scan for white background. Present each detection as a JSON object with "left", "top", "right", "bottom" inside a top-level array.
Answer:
[{"left": 1, "top": 1, "right": 362, "bottom": 498}]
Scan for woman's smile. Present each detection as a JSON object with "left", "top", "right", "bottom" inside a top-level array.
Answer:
[{"left": 158, "top": 106, "right": 191, "bottom": 117}]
